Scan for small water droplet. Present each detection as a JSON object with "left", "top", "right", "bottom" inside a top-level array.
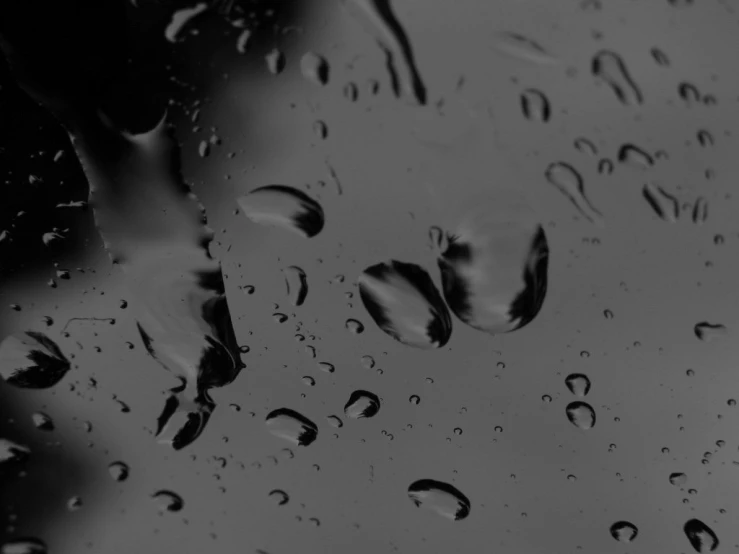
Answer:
[
  {"left": 345, "top": 319, "right": 365, "bottom": 334},
  {"left": 697, "top": 130, "right": 714, "bottom": 148},
  {"left": 237, "top": 185, "right": 324, "bottom": 238},
  {"left": 108, "top": 461, "right": 130, "bottom": 482},
  {"left": 302, "top": 376, "right": 316, "bottom": 387},
  {"left": 198, "top": 140, "right": 210, "bottom": 158},
  {"left": 728, "top": 398, "right": 736, "bottom": 407},
  {"left": 642, "top": 183, "right": 679, "bottom": 222},
  {"left": 360, "top": 355, "right": 375, "bottom": 368},
  {"left": 243, "top": 285, "right": 255, "bottom": 295},
  {"left": 520, "top": 89, "right": 551, "bottom": 122},
  {"left": 597, "top": 158, "right": 614, "bottom": 175},
  {"left": 265, "top": 48, "right": 286, "bottom": 75},
  {"left": 603, "top": 309, "right": 614, "bottom": 319},
  {"left": 0, "top": 331, "right": 70, "bottom": 389},
  {"left": 409, "top": 395, "right": 421, "bottom": 405},
  {"left": 679, "top": 82, "right": 701, "bottom": 104},
  {"left": 407, "top": 479, "right": 471, "bottom": 521},
  {"left": 344, "top": 390, "right": 381, "bottom": 419},
  {"left": 574, "top": 138, "right": 597, "bottom": 156},
  {"left": 565, "top": 374, "right": 591, "bottom": 397},
  {"left": 343, "top": 82, "right": 359, "bottom": 101},
  {"left": 67, "top": 496, "right": 83, "bottom": 511},
  {"left": 545, "top": 162, "right": 604, "bottom": 225},
  {"left": 313, "top": 120, "right": 328, "bottom": 139},
  {"left": 236, "top": 29, "right": 251, "bottom": 53},
  {"left": 265, "top": 408, "right": 318, "bottom": 446},
  {"left": 0, "top": 538, "right": 48, "bottom": 554},
  {"left": 300, "top": 52, "right": 329, "bottom": 85},
  {"left": 651, "top": 47, "right": 670, "bottom": 66},
  {"left": 670, "top": 472, "right": 687, "bottom": 486},
  {"left": 283, "top": 266, "right": 308, "bottom": 307},
  {"left": 542, "top": 394, "right": 552, "bottom": 403},
  {"left": 273, "top": 313, "right": 288, "bottom": 323},
  {"left": 694, "top": 322, "right": 727, "bottom": 342},
  {"left": 566, "top": 401, "right": 596, "bottom": 430},
  {"left": 327, "top": 415, "right": 343, "bottom": 428},
  {"left": 592, "top": 50, "right": 643, "bottom": 105},
  {"left": 165, "top": 2, "right": 207, "bottom": 42},
  {"left": 610, "top": 521, "right": 638, "bottom": 542},
  {"left": 268, "top": 489, "right": 289, "bottom": 505},
  {"left": 31, "top": 412, "right": 54, "bottom": 431},
  {"left": 151, "top": 490, "right": 184, "bottom": 512},
  {"left": 684, "top": 519, "right": 719, "bottom": 552}
]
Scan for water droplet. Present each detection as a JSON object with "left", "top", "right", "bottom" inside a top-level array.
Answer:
[
  {"left": 151, "top": 490, "right": 184, "bottom": 512},
  {"left": 31, "top": 412, "right": 54, "bottom": 431},
  {"left": 0, "top": 331, "right": 70, "bottom": 389},
  {"left": 358, "top": 260, "right": 452, "bottom": 348},
  {"left": 684, "top": 519, "right": 719, "bottom": 552},
  {"left": 345, "top": 319, "right": 365, "bottom": 334},
  {"left": 453, "top": 427, "right": 463, "bottom": 435},
  {"left": 603, "top": 309, "right": 614, "bottom": 319},
  {"left": 165, "top": 2, "right": 207, "bottom": 42},
  {"left": 243, "top": 285, "right": 255, "bottom": 295},
  {"left": 0, "top": 538, "right": 48, "bottom": 554},
  {"left": 67, "top": 496, "right": 83, "bottom": 511},
  {"left": 239, "top": 345, "right": 250, "bottom": 354},
  {"left": 407, "top": 479, "right": 471, "bottom": 521},
  {"left": 592, "top": 50, "right": 643, "bottom": 105},
  {"left": 237, "top": 185, "right": 324, "bottom": 238},
  {"left": 728, "top": 398, "right": 736, "bottom": 407},
  {"left": 343, "top": 82, "right": 359, "bottom": 101},
  {"left": 108, "top": 461, "right": 130, "bottom": 482},
  {"left": 694, "top": 322, "right": 727, "bottom": 342},
  {"left": 198, "top": 140, "right": 210, "bottom": 158},
  {"left": 437, "top": 192, "right": 549, "bottom": 334},
  {"left": 265, "top": 48, "right": 286, "bottom": 75},
  {"left": 283, "top": 266, "right": 308, "bottom": 307},
  {"left": 409, "top": 394, "right": 420, "bottom": 405},
  {"left": 693, "top": 197, "right": 708, "bottom": 224},
  {"left": 313, "top": 120, "right": 328, "bottom": 139},
  {"left": 618, "top": 144, "right": 653, "bottom": 169},
  {"left": 520, "top": 89, "right": 551, "bottom": 122},
  {"left": 565, "top": 374, "right": 591, "bottom": 397},
  {"left": 317, "top": 362, "right": 335, "bottom": 373},
  {"left": 302, "top": 376, "right": 315, "bottom": 387},
  {"left": 670, "top": 472, "right": 687, "bottom": 486},
  {"left": 542, "top": 394, "right": 552, "bottom": 403},
  {"left": 574, "top": 138, "right": 597, "bottom": 156},
  {"left": 566, "top": 401, "right": 596, "bottom": 430},
  {"left": 642, "top": 183, "right": 679, "bottom": 222},
  {"left": 0, "top": 439, "right": 30, "bottom": 464},
  {"left": 597, "top": 158, "right": 614, "bottom": 175},
  {"left": 344, "top": 390, "right": 381, "bottom": 419},
  {"left": 697, "top": 130, "right": 714, "bottom": 148},
  {"left": 679, "top": 82, "right": 701, "bottom": 104},
  {"left": 545, "top": 162, "right": 604, "bottom": 225},
  {"left": 300, "top": 52, "right": 330, "bottom": 85},
  {"left": 651, "top": 47, "right": 670, "bottom": 66},
  {"left": 343, "top": 0, "right": 427, "bottom": 104},
  {"left": 495, "top": 32, "right": 559, "bottom": 65},
  {"left": 265, "top": 408, "right": 318, "bottom": 446},
  {"left": 610, "top": 521, "right": 638, "bottom": 542},
  {"left": 236, "top": 29, "right": 251, "bottom": 53},
  {"left": 327, "top": 415, "right": 343, "bottom": 428},
  {"left": 268, "top": 489, "right": 289, "bottom": 505},
  {"left": 668, "top": 0, "right": 694, "bottom": 7}
]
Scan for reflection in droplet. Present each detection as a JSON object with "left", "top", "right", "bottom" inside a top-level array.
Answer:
[
  {"left": 283, "top": 266, "right": 308, "bottom": 307},
  {"left": 438, "top": 194, "right": 549, "bottom": 334},
  {"left": 694, "top": 322, "right": 727, "bottom": 342},
  {"left": 268, "top": 489, "right": 290, "bottom": 505},
  {"left": 300, "top": 52, "right": 330, "bottom": 85},
  {"left": 0, "top": 538, "right": 48, "bottom": 554},
  {"left": 265, "top": 408, "right": 318, "bottom": 446},
  {"left": 610, "top": 521, "right": 638, "bottom": 542},
  {"left": 692, "top": 197, "right": 708, "bottom": 225},
  {"left": 0, "top": 331, "right": 70, "bottom": 389},
  {"left": 618, "top": 144, "right": 653, "bottom": 169},
  {"left": 565, "top": 374, "right": 591, "bottom": 397},
  {"left": 592, "top": 50, "right": 643, "bottom": 106},
  {"left": 343, "top": 0, "right": 427, "bottom": 105},
  {"left": 574, "top": 138, "right": 597, "bottom": 156},
  {"left": 679, "top": 82, "right": 701, "bottom": 104},
  {"left": 407, "top": 479, "right": 471, "bottom": 521},
  {"left": 651, "top": 47, "right": 670, "bottom": 66},
  {"left": 344, "top": 390, "right": 381, "bottom": 419},
  {"left": 31, "top": 412, "right": 54, "bottom": 431},
  {"left": 151, "top": 490, "right": 184, "bottom": 512},
  {"left": 684, "top": 519, "right": 719, "bottom": 552},
  {"left": 545, "top": 162, "right": 604, "bottom": 225},
  {"left": 358, "top": 260, "right": 452, "bottom": 348},
  {"left": 495, "top": 32, "right": 559, "bottom": 65},
  {"left": 237, "top": 185, "right": 324, "bottom": 238},
  {"left": 520, "top": 89, "right": 551, "bottom": 122},
  {"left": 642, "top": 183, "right": 679, "bottom": 223},
  {"left": 669, "top": 472, "right": 687, "bottom": 487},
  {"left": 345, "top": 319, "right": 365, "bottom": 334},
  {"left": 566, "top": 401, "right": 596, "bottom": 430},
  {"left": 265, "top": 48, "right": 286, "bottom": 75},
  {"left": 108, "top": 461, "right": 130, "bottom": 482}
]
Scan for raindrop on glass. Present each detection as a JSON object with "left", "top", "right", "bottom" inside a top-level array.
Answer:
[
  {"left": 268, "top": 489, "right": 289, "bottom": 506},
  {"left": 564, "top": 373, "right": 591, "bottom": 397},
  {"left": 345, "top": 319, "right": 365, "bottom": 334},
  {"left": 300, "top": 52, "right": 330, "bottom": 85},
  {"left": 265, "top": 48, "right": 286, "bottom": 75},
  {"left": 237, "top": 185, "right": 324, "bottom": 238},
  {"left": 494, "top": 32, "right": 559, "bottom": 65},
  {"left": 669, "top": 472, "right": 687, "bottom": 487},
  {"left": 692, "top": 197, "right": 708, "bottom": 225},
  {"left": 151, "top": 490, "right": 184, "bottom": 512},
  {"left": 283, "top": 266, "right": 308, "bottom": 307},
  {"left": 592, "top": 50, "right": 643, "bottom": 106},
  {"left": 694, "top": 322, "right": 727, "bottom": 342},
  {"left": 409, "top": 395, "right": 420, "bottom": 405},
  {"left": 407, "top": 479, "right": 471, "bottom": 521},
  {"left": 617, "top": 144, "right": 653, "bottom": 169},
  {"left": 545, "top": 162, "right": 604, "bottom": 225},
  {"left": 520, "top": 89, "right": 551, "bottom": 122},
  {"left": 265, "top": 408, "right": 318, "bottom": 446},
  {"left": 678, "top": 82, "right": 701, "bottom": 104},
  {"left": 0, "top": 439, "right": 30, "bottom": 464},
  {"left": 574, "top": 138, "right": 597, "bottom": 156},
  {"left": 344, "top": 390, "right": 381, "bottom": 419},
  {"left": 651, "top": 47, "right": 670, "bottom": 66},
  {"left": 642, "top": 183, "right": 679, "bottom": 223},
  {"left": 610, "top": 521, "right": 638, "bottom": 543},
  {"left": 684, "top": 519, "right": 719, "bottom": 552},
  {"left": 0, "top": 538, "right": 48, "bottom": 554},
  {"left": 108, "top": 461, "right": 130, "bottom": 482},
  {"left": 31, "top": 412, "right": 54, "bottom": 431},
  {"left": 566, "top": 401, "right": 596, "bottom": 430}
]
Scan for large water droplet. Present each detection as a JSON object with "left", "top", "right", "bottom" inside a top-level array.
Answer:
[
  {"left": 642, "top": 183, "right": 679, "bottom": 222},
  {"left": 610, "top": 521, "right": 638, "bottom": 542},
  {"left": 265, "top": 408, "right": 318, "bottom": 446},
  {"left": 237, "top": 185, "right": 324, "bottom": 238},
  {"left": 495, "top": 32, "right": 559, "bottom": 65},
  {"left": 108, "top": 461, "right": 130, "bottom": 482},
  {"left": 694, "top": 322, "right": 727, "bottom": 342},
  {"left": 520, "top": 89, "right": 551, "bottom": 122},
  {"left": 358, "top": 260, "right": 452, "bottom": 348},
  {"left": 343, "top": 0, "right": 427, "bottom": 104},
  {"left": 0, "top": 538, "right": 48, "bottom": 554},
  {"left": 684, "top": 519, "right": 719, "bottom": 552},
  {"left": 592, "top": 50, "right": 643, "bottom": 106},
  {"left": 565, "top": 373, "right": 591, "bottom": 397},
  {"left": 566, "top": 401, "right": 596, "bottom": 430},
  {"left": 345, "top": 390, "right": 381, "bottom": 419},
  {"left": 283, "top": 266, "right": 308, "bottom": 307},
  {"left": 669, "top": 472, "right": 687, "bottom": 486},
  {"left": 0, "top": 331, "right": 70, "bottom": 389},
  {"left": 407, "top": 479, "right": 471, "bottom": 521},
  {"left": 300, "top": 52, "right": 330, "bottom": 85},
  {"left": 0, "top": 439, "right": 30, "bottom": 464},
  {"left": 545, "top": 162, "right": 604, "bottom": 226},
  {"left": 437, "top": 194, "right": 548, "bottom": 334},
  {"left": 151, "top": 490, "right": 184, "bottom": 512},
  {"left": 31, "top": 412, "right": 54, "bottom": 431},
  {"left": 618, "top": 144, "right": 653, "bottom": 169}
]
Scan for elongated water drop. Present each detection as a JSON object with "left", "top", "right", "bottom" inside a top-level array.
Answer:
[
  {"left": 610, "top": 521, "right": 638, "bottom": 542},
  {"left": 0, "top": 538, "right": 47, "bottom": 554},
  {"left": 236, "top": 29, "right": 251, "bottom": 53},
  {"left": 237, "top": 185, "right": 324, "bottom": 238},
  {"left": 265, "top": 408, "right": 318, "bottom": 446},
  {"left": 565, "top": 373, "right": 591, "bottom": 397},
  {"left": 165, "top": 3, "right": 207, "bottom": 43},
  {"left": 151, "top": 490, "right": 184, "bottom": 512},
  {"left": 0, "top": 331, "right": 70, "bottom": 389},
  {"left": 495, "top": 32, "right": 558, "bottom": 65},
  {"left": 642, "top": 183, "right": 679, "bottom": 222},
  {"left": 545, "top": 162, "right": 604, "bottom": 225},
  {"left": 566, "top": 401, "right": 595, "bottom": 429},
  {"left": 684, "top": 519, "right": 719, "bottom": 552},
  {"left": 618, "top": 144, "right": 653, "bottom": 169},
  {"left": 694, "top": 322, "right": 727, "bottom": 342},
  {"left": 283, "top": 266, "right": 308, "bottom": 306},
  {"left": 407, "top": 479, "right": 470, "bottom": 521},
  {"left": 300, "top": 52, "right": 330, "bottom": 85},
  {"left": 692, "top": 197, "right": 708, "bottom": 224},
  {"left": 358, "top": 260, "right": 452, "bottom": 348},
  {"left": 438, "top": 192, "right": 548, "bottom": 334},
  {"left": 345, "top": 390, "right": 381, "bottom": 418},
  {"left": 343, "top": 0, "right": 426, "bottom": 104},
  {"left": 592, "top": 50, "right": 643, "bottom": 106},
  {"left": 520, "top": 89, "right": 551, "bottom": 122}
]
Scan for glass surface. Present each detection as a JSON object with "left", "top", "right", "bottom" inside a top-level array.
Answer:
[{"left": 1, "top": 0, "right": 738, "bottom": 552}]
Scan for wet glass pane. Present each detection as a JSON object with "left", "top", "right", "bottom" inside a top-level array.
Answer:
[{"left": 0, "top": 0, "right": 737, "bottom": 552}]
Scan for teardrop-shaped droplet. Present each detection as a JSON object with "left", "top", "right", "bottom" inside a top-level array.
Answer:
[
  {"left": 694, "top": 322, "right": 727, "bottom": 342},
  {"left": 108, "top": 461, "right": 130, "bottom": 482},
  {"left": 574, "top": 138, "right": 598, "bottom": 156},
  {"left": 610, "top": 521, "right": 638, "bottom": 542},
  {"left": 343, "top": 0, "right": 427, "bottom": 105},
  {"left": 642, "top": 183, "right": 679, "bottom": 222},
  {"left": 651, "top": 47, "right": 670, "bottom": 66},
  {"left": 438, "top": 193, "right": 548, "bottom": 334},
  {"left": 0, "top": 331, "right": 70, "bottom": 389},
  {"left": 265, "top": 408, "right": 318, "bottom": 446},
  {"left": 237, "top": 185, "right": 324, "bottom": 238},
  {"left": 358, "top": 260, "right": 452, "bottom": 348},
  {"left": 0, "top": 439, "right": 30, "bottom": 464},
  {"left": 344, "top": 390, "right": 381, "bottom": 419},
  {"left": 566, "top": 401, "right": 596, "bottom": 430},
  {"left": 268, "top": 489, "right": 289, "bottom": 505},
  {"left": 495, "top": 32, "right": 559, "bottom": 65},
  {"left": 592, "top": 50, "right": 643, "bottom": 106},
  {"left": 545, "top": 162, "right": 604, "bottom": 225},
  {"left": 617, "top": 144, "right": 653, "bottom": 169},
  {"left": 151, "top": 490, "right": 184, "bottom": 512},
  {"left": 327, "top": 415, "right": 344, "bottom": 428},
  {"left": 684, "top": 519, "right": 719, "bottom": 552},
  {"left": 679, "top": 82, "right": 701, "bottom": 104},
  {"left": 300, "top": 52, "right": 330, "bottom": 85},
  {"left": 520, "top": 89, "right": 551, "bottom": 122},
  {"left": 31, "top": 412, "right": 54, "bottom": 431},
  {"left": 265, "top": 48, "right": 286, "bottom": 75},
  {"left": 669, "top": 472, "right": 687, "bottom": 486},
  {"left": 407, "top": 479, "right": 471, "bottom": 521},
  {"left": 565, "top": 373, "right": 591, "bottom": 397},
  {"left": 283, "top": 266, "right": 308, "bottom": 307},
  {"left": 0, "top": 538, "right": 48, "bottom": 554}
]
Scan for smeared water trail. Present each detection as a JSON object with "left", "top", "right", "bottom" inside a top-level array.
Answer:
[
  {"left": 407, "top": 479, "right": 471, "bottom": 521},
  {"left": 642, "top": 183, "right": 679, "bottom": 222},
  {"left": 545, "top": 162, "right": 604, "bottom": 226}
]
